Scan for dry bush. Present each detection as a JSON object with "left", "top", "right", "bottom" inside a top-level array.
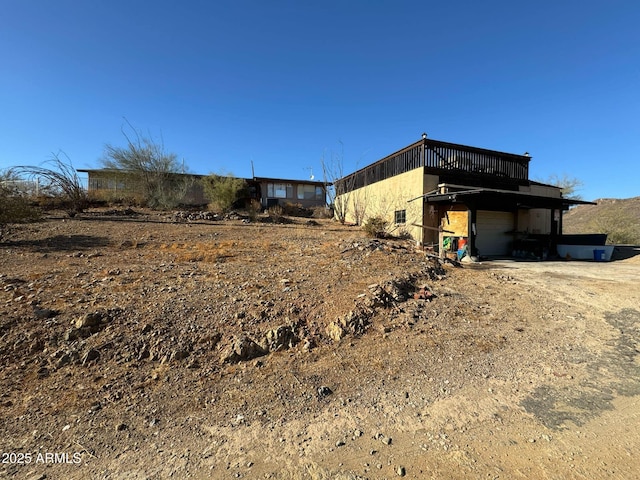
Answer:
[
  {"left": 588, "top": 210, "right": 640, "bottom": 245},
  {"left": 312, "top": 205, "right": 333, "bottom": 219},
  {"left": 13, "top": 153, "right": 88, "bottom": 215},
  {"left": 266, "top": 205, "right": 289, "bottom": 224},
  {"left": 246, "top": 199, "right": 262, "bottom": 221},
  {"left": 362, "top": 216, "right": 388, "bottom": 238},
  {"left": 282, "top": 202, "right": 313, "bottom": 218},
  {"left": 0, "top": 194, "right": 41, "bottom": 226}
]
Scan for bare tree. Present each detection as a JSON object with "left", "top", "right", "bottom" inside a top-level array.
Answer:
[
  {"left": 321, "top": 142, "right": 355, "bottom": 224},
  {"left": 352, "top": 188, "right": 368, "bottom": 226},
  {"left": 540, "top": 174, "right": 584, "bottom": 200},
  {"left": 102, "top": 121, "right": 189, "bottom": 209}
]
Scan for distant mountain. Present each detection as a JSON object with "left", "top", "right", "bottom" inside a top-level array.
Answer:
[{"left": 563, "top": 197, "right": 640, "bottom": 245}]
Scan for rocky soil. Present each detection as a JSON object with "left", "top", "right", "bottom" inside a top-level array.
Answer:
[{"left": 1, "top": 209, "right": 639, "bottom": 479}]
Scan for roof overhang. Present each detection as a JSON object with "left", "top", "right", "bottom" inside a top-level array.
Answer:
[{"left": 422, "top": 188, "right": 595, "bottom": 211}]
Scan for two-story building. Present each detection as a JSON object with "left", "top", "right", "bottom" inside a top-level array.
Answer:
[{"left": 334, "top": 135, "right": 591, "bottom": 258}]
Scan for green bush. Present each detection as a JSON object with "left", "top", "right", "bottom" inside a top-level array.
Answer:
[
  {"left": 362, "top": 216, "right": 388, "bottom": 238},
  {"left": 202, "top": 174, "right": 246, "bottom": 213}
]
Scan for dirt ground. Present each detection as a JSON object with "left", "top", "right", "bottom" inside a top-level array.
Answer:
[{"left": 1, "top": 209, "right": 639, "bottom": 479}]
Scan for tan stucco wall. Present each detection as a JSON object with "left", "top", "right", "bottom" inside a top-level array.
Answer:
[
  {"left": 338, "top": 167, "right": 426, "bottom": 243},
  {"left": 517, "top": 208, "right": 553, "bottom": 234}
]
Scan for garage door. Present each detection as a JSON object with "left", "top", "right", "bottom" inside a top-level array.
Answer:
[{"left": 475, "top": 211, "right": 514, "bottom": 256}]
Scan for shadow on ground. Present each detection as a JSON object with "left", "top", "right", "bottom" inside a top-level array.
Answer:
[
  {"left": 3, "top": 234, "right": 110, "bottom": 252},
  {"left": 612, "top": 245, "right": 640, "bottom": 261}
]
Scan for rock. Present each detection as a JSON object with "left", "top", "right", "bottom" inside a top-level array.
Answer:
[
  {"left": 326, "top": 322, "right": 346, "bottom": 342},
  {"left": 75, "top": 312, "right": 103, "bottom": 329},
  {"left": 335, "top": 440, "right": 345, "bottom": 447},
  {"left": 116, "top": 423, "right": 128, "bottom": 432},
  {"left": 221, "top": 335, "right": 267, "bottom": 363},
  {"left": 302, "top": 339, "right": 314, "bottom": 352},
  {"left": 261, "top": 325, "right": 298, "bottom": 352},
  {"left": 317, "top": 386, "right": 333, "bottom": 398},
  {"left": 33, "top": 307, "right": 57, "bottom": 319},
  {"left": 381, "top": 436, "right": 392, "bottom": 445},
  {"left": 397, "top": 466, "right": 406, "bottom": 476}
]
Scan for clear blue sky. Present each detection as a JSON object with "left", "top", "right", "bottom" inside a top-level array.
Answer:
[{"left": 1, "top": 0, "right": 639, "bottom": 201}]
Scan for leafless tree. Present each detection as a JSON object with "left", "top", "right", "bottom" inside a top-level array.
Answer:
[
  {"left": 541, "top": 174, "right": 584, "bottom": 200},
  {"left": 321, "top": 142, "right": 356, "bottom": 224},
  {"left": 102, "top": 120, "right": 190, "bottom": 209}
]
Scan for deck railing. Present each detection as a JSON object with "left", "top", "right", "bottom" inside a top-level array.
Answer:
[{"left": 335, "top": 138, "right": 530, "bottom": 194}]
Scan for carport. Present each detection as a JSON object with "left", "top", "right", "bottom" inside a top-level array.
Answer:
[{"left": 421, "top": 185, "right": 594, "bottom": 259}]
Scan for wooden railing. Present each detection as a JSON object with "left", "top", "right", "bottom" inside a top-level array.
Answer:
[{"left": 335, "top": 138, "right": 530, "bottom": 194}]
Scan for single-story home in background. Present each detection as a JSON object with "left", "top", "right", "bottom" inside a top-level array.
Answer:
[
  {"left": 77, "top": 169, "right": 328, "bottom": 209},
  {"left": 334, "top": 135, "right": 592, "bottom": 258}
]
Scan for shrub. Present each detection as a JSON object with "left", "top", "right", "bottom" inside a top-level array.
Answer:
[
  {"left": 0, "top": 170, "right": 42, "bottom": 227},
  {"left": 282, "top": 202, "right": 313, "bottom": 218},
  {"left": 202, "top": 174, "right": 246, "bottom": 213},
  {"left": 246, "top": 199, "right": 262, "bottom": 221},
  {"left": 0, "top": 195, "right": 41, "bottom": 226},
  {"left": 362, "top": 216, "right": 388, "bottom": 238},
  {"left": 312, "top": 205, "right": 333, "bottom": 219}
]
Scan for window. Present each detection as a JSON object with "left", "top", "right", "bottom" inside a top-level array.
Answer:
[
  {"left": 267, "top": 183, "right": 292, "bottom": 199},
  {"left": 297, "top": 184, "right": 321, "bottom": 200},
  {"left": 394, "top": 209, "right": 406, "bottom": 224}
]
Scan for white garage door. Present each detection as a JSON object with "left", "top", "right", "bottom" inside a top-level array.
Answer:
[{"left": 475, "top": 211, "right": 514, "bottom": 256}]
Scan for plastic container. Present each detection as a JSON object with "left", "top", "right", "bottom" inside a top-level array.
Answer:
[{"left": 593, "top": 249, "right": 606, "bottom": 262}]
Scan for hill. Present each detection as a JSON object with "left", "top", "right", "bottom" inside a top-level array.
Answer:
[{"left": 563, "top": 196, "right": 640, "bottom": 244}]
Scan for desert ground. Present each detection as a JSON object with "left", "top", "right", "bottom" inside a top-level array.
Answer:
[{"left": 1, "top": 209, "right": 639, "bottom": 479}]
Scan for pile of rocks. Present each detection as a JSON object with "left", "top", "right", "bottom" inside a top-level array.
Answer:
[
  {"left": 170, "top": 211, "right": 219, "bottom": 222},
  {"left": 326, "top": 264, "right": 444, "bottom": 342}
]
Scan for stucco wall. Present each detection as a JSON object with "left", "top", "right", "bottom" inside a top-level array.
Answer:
[{"left": 338, "top": 167, "right": 426, "bottom": 243}]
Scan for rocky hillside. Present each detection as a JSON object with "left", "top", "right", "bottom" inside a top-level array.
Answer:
[{"left": 563, "top": 196, "right": 640, "bottom": 244}]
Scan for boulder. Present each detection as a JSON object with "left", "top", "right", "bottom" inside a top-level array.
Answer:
[
  {"left": 261, "top": 325, "right": 298, "bottom": 352},
  {"left": 221, "top": 335, "right": 267, "bottom": 363}
]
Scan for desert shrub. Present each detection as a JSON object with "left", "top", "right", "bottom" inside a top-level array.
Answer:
[
  {"left": 362, "top": 216, "right": 388, "bottom": 238},
  {"left": 282, "top": 202, "right": 313, "bottom": 218},
  {"left": 267, "top": 204, "right": 284, "bottom": 220},
  {"left": 312, "top": 205, "right": 333, "bottom": 219},
  {"left": 202, "top": 173, "right": 246, "bottom": 213},
  {"left": 246, "top": 199, "right": 262, "bottom": 221},
  {"left": 588, "top": 211, "right": 640, "bottom": 245},
  {"left": 263, "top": 205, "right": 292, "bottom": 224},
  {"left": 0, "top": 170, "right": 42, "bottom": 226},
  {"left": 394, "top": 227, "right": 413, "bottom": 240},
  {"left": 12, "top": 154, "right": 88, "bottom": 215},
  {"left": 0, "top": 194, "right": 41, "bottom": 225}
]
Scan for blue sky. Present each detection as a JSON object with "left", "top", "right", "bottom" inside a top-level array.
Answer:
[{"left": 1, "top": 0, "right": 639, "bottom": 201}]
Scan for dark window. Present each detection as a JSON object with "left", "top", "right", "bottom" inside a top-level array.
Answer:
[{"left": 394, "top": 209, "right": 406, "bottom": 224}]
